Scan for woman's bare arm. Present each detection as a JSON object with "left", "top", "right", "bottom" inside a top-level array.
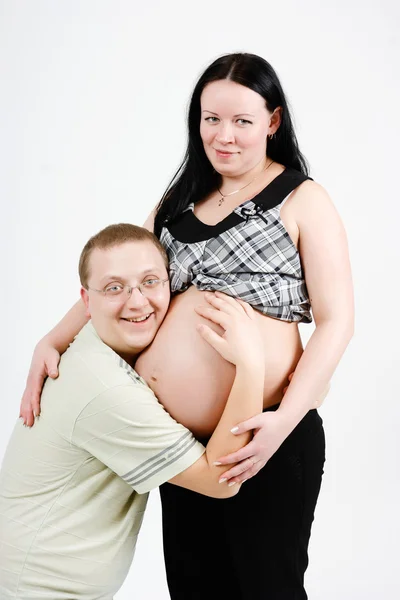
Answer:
[
  {"left": 20, "top": 299, "right": 89, "bottom": 425},
  {"left": 142, "top": 209, "right": 156, "bottom": 232},
  {"left": 45, "top": 299, "right": 89, "bottom": 354},
  {"left": 278, "top": 181, "right": 354, "bottom": 425},
  {"left": 20, "top": 210, "right": 157, "bottom": 427},
  {"left": 215, "top": 181, "right": 354, "bottom": 483}
]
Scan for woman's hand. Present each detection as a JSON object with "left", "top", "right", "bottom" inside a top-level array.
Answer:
[
  {"left": 19, "top": 339, "right": 61, "bottom": 427},
  {"left": 213, "top": 410, "right": 291, "bottom": 484},
  {"left": 215, "top": 375, "right": 331, "bottom": 484},
  {"left": 194, "top": 291, "right": 264, "bottom": 371}
]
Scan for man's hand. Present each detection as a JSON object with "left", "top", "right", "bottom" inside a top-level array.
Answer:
[{"left": 194, "top": 291, "right": 264, "bottom": 372}]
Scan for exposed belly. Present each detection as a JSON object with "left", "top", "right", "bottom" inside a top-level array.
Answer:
[{"left": 135, "top": 286, "right": 304, "bottom": 438}]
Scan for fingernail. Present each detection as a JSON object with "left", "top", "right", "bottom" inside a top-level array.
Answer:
[
  {"left": 50, "top": 371, "right": 57, "bottom": 377},
  {"left": 230, "top": 426, "right": 239, "bottom": 433},
  {"left": 213, "top": 461, "right": 222, "bottom": 466},
  {"left": 219, "top": 477, "right": 227, "bottom": 484},
  {"left": 228, "top": 481, "right": 237, "bottom": 487}
]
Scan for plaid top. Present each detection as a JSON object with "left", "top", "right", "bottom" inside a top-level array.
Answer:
[{"left": 160, "top": 168, "right": 312, "bottom": 323}]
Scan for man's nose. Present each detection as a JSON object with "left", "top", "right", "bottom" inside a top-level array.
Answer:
[{"left": 126, "top": 286, "right": 148, "bottom": 307}]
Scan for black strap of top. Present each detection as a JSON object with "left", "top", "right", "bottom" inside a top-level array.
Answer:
[
  {"left": 165, "top": 168, "right": 310, "bottom": 243},
  {"left": 167, "top": 209, "right": 243, "bottom": 243},
  {"left": 253, "top": 168, "right": 310, "bottom": 211}
]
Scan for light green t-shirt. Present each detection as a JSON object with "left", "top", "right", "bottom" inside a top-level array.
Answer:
[{"left": 0, "top": 322, "right": 205, "bottom": 599}]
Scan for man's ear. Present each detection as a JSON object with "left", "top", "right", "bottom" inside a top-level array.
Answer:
[{"left": 80, "top": 287, "right": 91, "bottom": 318}]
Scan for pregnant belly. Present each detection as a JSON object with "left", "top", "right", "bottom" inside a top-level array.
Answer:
[{"left": 135, "top": 286, "right": 304, "bottom": 438}]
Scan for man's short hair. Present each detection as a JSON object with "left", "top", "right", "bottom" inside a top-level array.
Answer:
[{"left": 79, "top": 223, "right": 169, "bottom": 288}]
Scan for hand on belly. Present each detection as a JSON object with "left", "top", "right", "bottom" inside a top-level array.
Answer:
[
  {"left": 134, "top": 287, "right": 303, "bottom": 437},
  {"left": 135, "top": 290, "right": 235, "bottom": 437}
]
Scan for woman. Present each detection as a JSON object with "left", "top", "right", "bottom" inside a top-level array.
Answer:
[{"left": 20, "top": 53, "right": 353, "bottom": 599}]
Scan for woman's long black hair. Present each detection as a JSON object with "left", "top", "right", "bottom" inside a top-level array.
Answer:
[{"left": 154, "top": 52, "right": 309, "bottom": 238}]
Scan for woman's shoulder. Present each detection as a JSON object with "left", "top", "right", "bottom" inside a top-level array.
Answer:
[
  {"left": 287, "top": 176, "right": 340, "bottom": 229},
  {"left": 290, "top": 177, "right": 332, "bottom": 209}
]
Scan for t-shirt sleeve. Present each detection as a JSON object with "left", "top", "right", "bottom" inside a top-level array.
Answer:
[{"left": 71, "top": 383, "right": 205, "bottom": 494}]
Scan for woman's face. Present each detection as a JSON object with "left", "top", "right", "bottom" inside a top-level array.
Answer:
[{"left": 200, "top": 79, "right": 273, "bottom": 178}]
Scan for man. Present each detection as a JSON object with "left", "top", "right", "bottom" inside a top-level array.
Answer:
[{"left": 0, "top": 223, "right": 264, "bottom": 599}]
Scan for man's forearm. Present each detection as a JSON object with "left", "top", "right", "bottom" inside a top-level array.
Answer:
[
  {"left": 205, "top": 363, "right": 264, "bottom": 467},
  {"left": 168, "top": 361, "right": 264, "bottom": 498}
]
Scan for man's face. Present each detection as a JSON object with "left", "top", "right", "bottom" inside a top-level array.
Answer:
[{"left": 81, "top": 241, "right": 170, "bottom": 363}]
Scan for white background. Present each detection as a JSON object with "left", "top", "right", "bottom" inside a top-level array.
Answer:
[{"left": 1, "top": 1, "right": 399, "bottom": 598}]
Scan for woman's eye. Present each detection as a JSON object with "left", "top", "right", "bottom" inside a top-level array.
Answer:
[
  {"left": 237, "top": 119, "right": 252, "bottom": 125},
  {"left": 205, "top": 116, "right": 219, "bottom": 123}
]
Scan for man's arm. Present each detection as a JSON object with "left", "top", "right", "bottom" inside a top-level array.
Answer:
[
  {"left": 169, "top": 363, "right": 262, "bottom": 497},
  {"left": 73, "top": 294, "right": 264, "bottom": 500}
]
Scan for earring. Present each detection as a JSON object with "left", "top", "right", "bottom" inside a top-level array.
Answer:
[{"left": 268, "top": 133, "right": 275, "bottom": 140}]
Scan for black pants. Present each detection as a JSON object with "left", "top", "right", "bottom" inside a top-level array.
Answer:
[{"left": 160, "top": 407, "right": 325, "bottom": 600}]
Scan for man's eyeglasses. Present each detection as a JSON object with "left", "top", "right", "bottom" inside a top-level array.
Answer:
[{"left": 87, "top": 278, "right": 169, "bottom": 303}]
